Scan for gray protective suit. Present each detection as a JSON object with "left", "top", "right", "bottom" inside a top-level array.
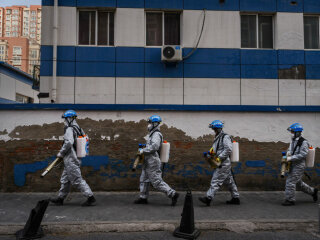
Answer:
[
  {"left": 206, "top": 131, "right": 239, "bottom": 199},
  {"left": 285, "top": 137, "right": 314, "bottom": 202},
  {"left": 57, "top": 120, "right": 93, "bottom": 199},
  {"left": 139, "top": 126, "right": 176, "bottom": 199}
]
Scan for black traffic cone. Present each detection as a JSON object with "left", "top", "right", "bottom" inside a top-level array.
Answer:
[
  {"left": 173, "top": 191, "right": 200, "bottom": 239},
  {"left": 16, "top": 199, "right": 49, "bottom": 240}
]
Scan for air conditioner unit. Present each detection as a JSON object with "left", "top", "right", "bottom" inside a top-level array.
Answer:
[{"left": 161, "top": 45, "right": 182, "bottom": 62}]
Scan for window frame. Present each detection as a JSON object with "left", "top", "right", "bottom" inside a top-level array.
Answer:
[
  {"left": 303, "top": 15, "right": 320, "bottom": 50},
  {"left": 145, "top": 11, "right": 182, "bottom": 47},
  {"left": 240, "top": 13, "right": 274, "bottom": 49},
  {"left": 77, "top": 9, "right": 114, "bottom": 47}
]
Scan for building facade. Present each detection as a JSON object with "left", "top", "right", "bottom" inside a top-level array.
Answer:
[{"left": 40, "top": 0, "right": 320, "bottom": 105}]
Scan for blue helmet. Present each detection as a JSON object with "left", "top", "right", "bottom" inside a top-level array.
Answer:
[
  {"left": 148, "top": 115, "right": 162, "bottom": 123},
  {"left": 209, "top": 120, "right": 223, "bottom": 129},
  {"left": 287, "top": 123, "right": 303, "bottom": 132},
  {"left": 62, "top": 110, "right": 77, "bottom": 119}
]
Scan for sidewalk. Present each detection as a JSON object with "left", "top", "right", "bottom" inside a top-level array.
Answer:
[{"left": 0, "top": 192, "right": 318, "bottom": 235}]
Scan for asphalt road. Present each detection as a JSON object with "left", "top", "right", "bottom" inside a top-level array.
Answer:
[{"left": 2, "top": 231, "right": 320, "bottom": 240}]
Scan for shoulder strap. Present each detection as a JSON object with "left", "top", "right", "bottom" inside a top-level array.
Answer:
[
  {"left": 293, "top": 137, "right": 305, "bottom": 155},
  {"left": 150, "top": 130, "right": 163, "bottom": 155},
  {"left": 216, "top": 133, "right": 226, "bottom": 151}
]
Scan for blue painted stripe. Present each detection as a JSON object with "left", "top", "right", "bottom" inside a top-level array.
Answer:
[
  {"left": 76, "top": 62, "right": 115, "bottom": 77},
  {"left": 117, "top": 0, "right": 144, "bottom": 8},
  {"left": 1, "top": 104, "right": 320, "bottom": 112},
  {"left": 241, "top": 50, "right": 278, "bottom": 65},
  {"left": 0, "top": 97, "right": 17, "bottom": 104},
  {"left": 145, "top": 0, "right": 183, "bottom": 9},
  {"left": 145, "top": 48, "right": 162, "bottom": 63},
  {"left": 241, "top": 65, "right": 278, "bottom": 79},
  {"left": 183, "top": 0, "right": 239, "bottom": 11},
  {"left": 183, "top": 48, "right": 240, "bottom": 64},
  {"left": 76, "top": 47, "right": 115, "bottom": 62},
  {"left": 278, "top": 50, "right": 305, "bottom": 65},
  {"left": 145, "top": 62, "right": 183, "bottom": 78},
  {"left": 277, "top": 0, "right": 304, "bottom": 12},
  {"left": 306, "top": 65, "right": 320, "bottom": 79},
  {"left": 41, "top": 45, "right": 53, "bottom": 61},
  {"left": 246, "top": 160, "right": 266, "bottom": 167},
  {"left": 57, "top": 61, "right": 76, "bottom": 76},
  {"left": 58, "top": 46, "right": 76, "bottom": 61},
  {"left": 304, "top": 0, "right": 320, "bottom": 13},
  {"left": 77, "top": 0, "right": 116, "bottom": 7},
  {"left": 116, "top": 47, "right": 144, "bottom": 63},
  {"left": 40, "top": 61, "right": 53, "bottom": 77},
  {"left": 184, "top": 63, "right": 240, "bottom": 78},
  {"left": 305, "top": 51, "right": 320, "bottom": 65},
  {"left": 240, "top": 0, "right": 277, "bottom": 12},
  {"left": 116, "top": 63, "right": 144, "bottom": 77}
]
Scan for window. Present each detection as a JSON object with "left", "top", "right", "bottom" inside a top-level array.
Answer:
[
  {"left": 6, "top": 10, "right": 11, "bottom": 14},
  {"left": 12, "top": 21, "right": 18, "bottom": 26},
  {"left": 31, "top": 11, "right": 36, "bottom": 16},
  {"left": 31, "top": 16, "right": 36, "bottom": 21},
  {"left": 31, "top": 22, "right": 36, "bottom": 27},
  {"left": 13, "top": 46, "right": 22, "bottom": 55},
  {"left": 30, "top": 27, "right": 36, "bottom": 33},
  {"left": 30, "top": 33, "right": 35, "bottom": 38},
  {"left": 78, "top": 10, "right": 114, "bottom": 46},
  {"left": 5, "top": 32, "right": 10, "bottom": 37},
  {"left": 0, "top": 46, "right": 5, "bottom": 55},
  {"left": 12, "top": 15, "right": 18, "bottom": 20},
  {"left": 13, "top": 10, "right": 19, "bottom": 15},
  {"left": 146, "top": 12, "right": 180, "bottom": 46},
  {"left": 6, "top": 26, "right": 10, "bottom": 31},
  {"left": 12, "top": 56, "right": 21, "bottom": 65},
  {"left": 12, "top": 32, "right": 18, "bottom": 37},
  {"left": 241, "top": 14, "right": 273, "bottom": 49},
  {"left": 30, "top": 50, "right": 37, "bottom": 58},
  {"left": 16, "top": 93, "right": 33, "bottom": 103},
  {"left": 6, "top": 15, "right": 11, "bottom": 20},
  {"left": 304, "top": 16, "right": 320, "bottom": 49}
]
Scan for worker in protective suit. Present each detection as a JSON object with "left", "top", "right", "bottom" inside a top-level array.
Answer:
[
  {"left": 282, "top": 123, "right": 318, "bottom": 206},
  {"left": 199, "top": 120, "right": 240, "bottom": 206},
  {"left": 50, "top": 110, "right": 96, "bottom": 207},
  {"left": 134, "top": 115, "right": 179, "bottom": 206}
]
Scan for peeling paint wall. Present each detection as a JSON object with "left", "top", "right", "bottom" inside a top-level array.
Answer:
[{"left": 0, "top": 110, "right": 319, "bottom": 192}]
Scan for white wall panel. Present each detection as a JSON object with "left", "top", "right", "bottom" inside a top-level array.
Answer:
[
  {"left": 182, "top": 10, "right": 240, "bottom": 48},
  {"left": 0, "top": 73, "right": 15, "bottom": 101},
  {"left": 279, "top": 79, "right": 305, "bottom": 105},
  {"left": 115, "top": 8, "right": 145, "bottom": 47},
  {"left": 75, "top": 77, "right": 115, "bottom": 104},
  {"left": 41, "top": 6, "right": 53, "bottom": 46},
  {"left": 58, "top": 7, "right": 77, "bottom": 46},
  {"left": 39, "top": 76, "right": 50, "bottom": 93},
  {"left": 116, "top": 78, "right": 144, "bottom": 104},
  {"left": 16, "top": 81, "right": 34, "bottom": 98},
  {"left": 145, "top": 78, "right": 183, "bottom": 104},
  {"left": 241, "top": 79, "right": 278, "bottom": 105},
  {"left": 184, "top": 78, "right": 240, "bottom": 105},
  {"left": 56, "top": 77, "right": 74, "bottom": 103},
  {"left": 306, "top": 80, "right": 320, "bottom": 105},
  {"left": 275, "top": 13, "right": 304, "bottom": 50}
]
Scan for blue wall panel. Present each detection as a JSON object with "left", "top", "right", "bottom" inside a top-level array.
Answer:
[
  {"left": 184, "top": 64, "right": 240, "bottom": 78},
  {"left": 76, "top": 62, "right": 115, "bottom": 77},
  {"left": 76, "top": 47, "right": 115, "bottom": 62},
  {"left": 241, "top": 50, "right": 277, "bottom": 65},
  {"left": 145, "top": 0, "right": 183, "bottom": 9},
  {"left": 42, "top": 0, "right": 76, "bottom": 6},
  {"left": 57, "top": 46, "right": 76, "bottom": 61},
  {"left": 183, "top": 0, "right": 239, "bottom": 11},
  {"left": 277, "top": 0, "right": 304, "bottom": 12},
  {"left": 41, "top": 46, "right": 53, "bottom": 61},
  {"left": 145, "top": 48, "right": 162, "bottom": 63},
  {"left": 240, "top": 0, "right": 277, "bottom": 12},
  {"left": 183, "top": 48, "right": 240, "bottom": 64},
  {"left": 306, "top": 65, "right": 320, "bottom": 79},
  {"left": 77, "top": 0, "right": 116, "bottom": 7},
  {"left": 57, "top": 61, "right": 76, "bottom": 76},
  {"left": 241, "top": 65, "right": 278, "bottom": 79},
  {"left": 116, "top": 47, "right": 145, "bottom": 62},
  {"left": 305, "top": 51, "right": 320, "bottom": 64},
  {"left": 116, "top": 63, "right": 144, "bottom": 77},
  {"left": 304, "top": 0, "right": 320, "bottom": 13},
  {"left": 117, "top": 0, "right": 144, "bottom": 8},
  {"left": 278, "top": 50, "right": 305, "bottom": 65},
  {"left": 40, "top": 61, "right": 53, "bottom": 76},
  {"left": 145, "top": 63, "right": 183, "bottom": 78},
  {"left": 40, "top": 46, "right": 53, "bottom": 76}
]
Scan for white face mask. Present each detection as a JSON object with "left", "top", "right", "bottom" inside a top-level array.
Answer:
[
  {"left": 211, "top": 129, "right": 216, "bottom": 136},
  {"left": 148, "top": 123, "right": 153, "bottom": 131},
  {"left": 291, "top": 133, "right": 295, "bottom": 139}
]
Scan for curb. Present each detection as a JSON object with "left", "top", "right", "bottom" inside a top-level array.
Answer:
[{"left": 0, "top": 219, "right": 318, "bottom": 235}]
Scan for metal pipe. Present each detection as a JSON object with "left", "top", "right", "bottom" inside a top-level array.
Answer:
[{"left": 51, "top": 0, "right": 58, "bottom": 103}]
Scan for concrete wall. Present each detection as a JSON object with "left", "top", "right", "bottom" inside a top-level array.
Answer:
[
  {"left": 1, "top": 109, "right": 319, "bottom": 192},
  {"left": 40, "top": 3, "right": 320, "bottom": 105}
]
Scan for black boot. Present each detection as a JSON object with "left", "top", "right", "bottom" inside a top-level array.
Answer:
[
  {"left": 134, "top": 198, "right": 148, "bottom": 204},
  {"left": 198, "top": 196, "right": 211, "bottom": 206},
  {"left": 82, "top": 196, "right": 96, "bottom": 207},
  {"left": 282, "top": 200, "right": 295, "bottom": 206},
  {"left": 226, "top": 198, "right": 240, "bottom": 205},
  {"left": 312, "top": 188, "right": 318, "bottom": 202},
  {"left": 171, "top": 192, "right": 179, "bottom": 206},
  {"left": 50, "top": 197, "right": 64, "bottom": 206}
]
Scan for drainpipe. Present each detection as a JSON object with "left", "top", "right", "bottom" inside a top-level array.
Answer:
[{"left": 51, "top": 0, "right": 58, "bottom": 103}]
